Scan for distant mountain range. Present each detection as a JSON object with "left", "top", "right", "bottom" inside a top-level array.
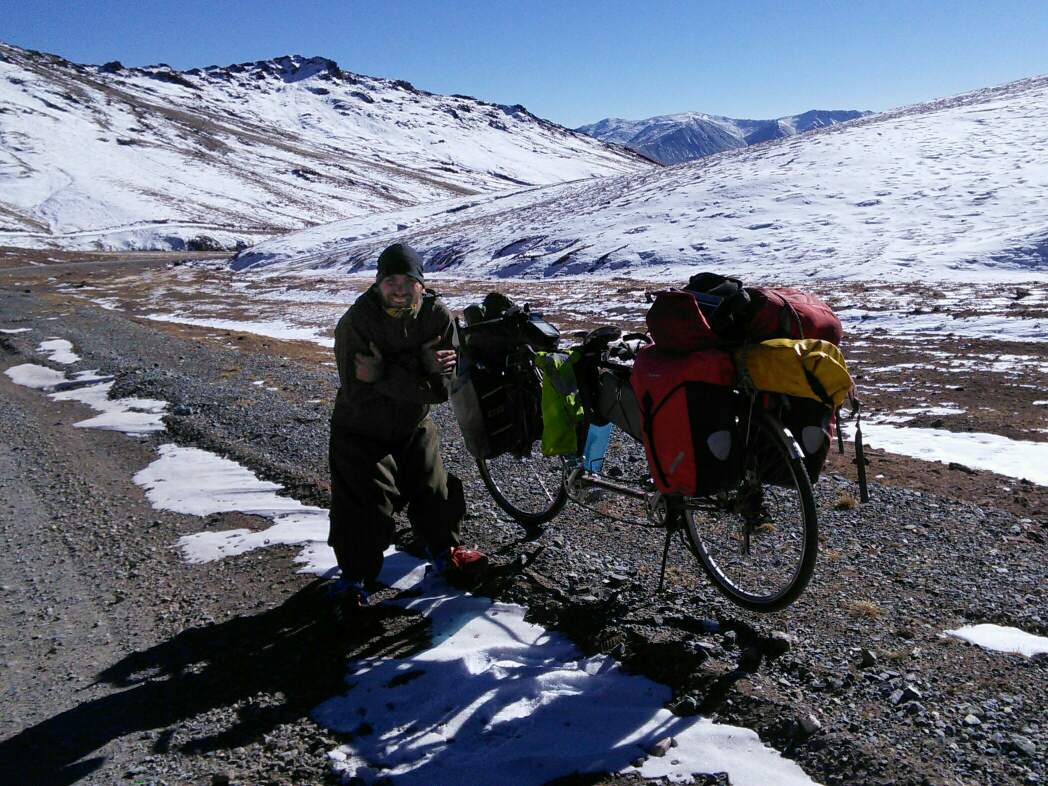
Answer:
[
  {"left": 0, "top": 42, "right": 648, "bottom": 251},
  {"left": 577, "top": 109, "right": 871, "bottom": 164}
]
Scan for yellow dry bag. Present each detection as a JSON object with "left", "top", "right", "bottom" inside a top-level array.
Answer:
[{"left": 735, "top": 338, "right": 853, "bottom": 408}]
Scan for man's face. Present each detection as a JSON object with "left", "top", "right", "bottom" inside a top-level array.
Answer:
[{"left": 377, "top": 274, "right": 423, "bottom": 310}]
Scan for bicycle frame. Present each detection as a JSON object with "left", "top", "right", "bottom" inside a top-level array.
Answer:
[
  {"left": 471, "top": 322, "right": 821, "bottom": 611},
  {"left": 567, "top": 340, "right": 795, "bottom": 518}
]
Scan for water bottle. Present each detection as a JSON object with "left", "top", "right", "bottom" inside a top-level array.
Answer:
[{"left": 582, "top": 422, "right": 613, "bottom": 472}]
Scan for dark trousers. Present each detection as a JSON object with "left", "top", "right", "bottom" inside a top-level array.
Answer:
[{"left": 328, "top": 418, "right": 463, "bottom": 584}]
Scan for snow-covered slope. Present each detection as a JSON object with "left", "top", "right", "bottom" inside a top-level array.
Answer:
[
  {"left": 577, "top": 110, "right": 869, "bottom": 164},
  {"left": 237, "top": 74, "right": 1048, "bottom": 282},
  {"left": 0, "top": 42, "right": 649, "bottom": 251}
]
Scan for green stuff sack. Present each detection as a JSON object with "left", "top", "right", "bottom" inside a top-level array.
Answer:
[
  {"left": 736, "top": 338, "right": 853, "bottom": 408},
  {"left": 536, "top": 351, "right": 584, "bottom": 456}
]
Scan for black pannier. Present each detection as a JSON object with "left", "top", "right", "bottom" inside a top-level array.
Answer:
[
  {"left": 451, "top": 297, "right": 559, "bottom": 459},
  {"left": 781, "top": 397, "right": 833, "bottom": 482},
  {"left": 596, "top": 370, "right": 643, "bottom": 441}
]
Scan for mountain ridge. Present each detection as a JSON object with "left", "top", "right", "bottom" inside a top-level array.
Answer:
[
  {"left": 237, "top": 72, "right": 1048, "bottom": 282},
  {"left": 578, "top": 109, "right": 871, "bottom": 164},
  {"left": 0, "top": 42, "right": 650, "bottom": 251}
]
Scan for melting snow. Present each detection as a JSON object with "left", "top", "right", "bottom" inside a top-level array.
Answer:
[
  {"left": 0, "top": 327, "right": 33, "bottom": 334},
  {"left": 133, "top": 444, "right": 334, "bottom": 571},
  {"left": 844, "top": 420, "right": 1048, "bottom": 485},
  {"left": 131, "top": 443, "right": 818, "bottom": 786},
  {"left": 5, "top": 363, "right": 67, "bottom": 389},
  {"left": 894, "top": 405, "right": 966, "bottom": 416},
  {"left": 142, "top": 313, "right": 335, "bottom": 348},
  {"left": 52, "top": 381, "right": 166, "bottom": 435},
  {"left": 38, "top": 338, "right": 79, "bottom": 364},
  {"left": 4, "top": 362, "right": 165, "bottom": 435},
  {"left": 318, "top": 560, "right": 818, "bottom": 786},
  {"left": 945, "top": 624, "right": 1048, "bottom": 657}
]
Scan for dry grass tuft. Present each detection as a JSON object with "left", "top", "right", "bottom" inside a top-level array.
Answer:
[
  {"left": 846, "top": 600, "right": 885, "bottom": 618},
  {"left": 834, "top": 493, "right": 859, "bottom": 510}
]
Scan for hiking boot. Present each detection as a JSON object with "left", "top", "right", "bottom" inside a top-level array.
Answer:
[
  {"left": 329, "top": 578, "right": 370, "bottom": 626},
  {"left": 434, "top": 545, "right": 489, "bottom": 584}
]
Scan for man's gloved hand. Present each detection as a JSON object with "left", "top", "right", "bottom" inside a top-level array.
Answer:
[
  {"left": 421, "top": 336, "right": 456, "bottom": 376},
  {"left": 355, "top": 341, "right": 384, "bottom": 383}
]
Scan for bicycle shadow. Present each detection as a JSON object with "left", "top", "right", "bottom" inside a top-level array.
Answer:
[{"left": 0, "top": 578, "right": 422, "bottom": 786}]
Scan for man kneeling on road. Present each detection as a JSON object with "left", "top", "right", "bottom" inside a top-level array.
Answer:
[{"left": 328, "top": 242, "right": 487, "bottom": 619}]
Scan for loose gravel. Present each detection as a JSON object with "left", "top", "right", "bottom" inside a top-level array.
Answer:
[{"left": 1, "top": 280, "right": 1045, "bottom": 786}]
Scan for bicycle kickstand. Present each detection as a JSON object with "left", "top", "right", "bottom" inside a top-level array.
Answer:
[
  {"left": 657, "top": 528, "right": 673, "bottom": 594},
  {"left": 656, "top": 502, "right": 684, "bottom": 594}
]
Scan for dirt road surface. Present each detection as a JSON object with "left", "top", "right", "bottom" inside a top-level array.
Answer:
[{"left": 1, "top": 258, "right": 1045, "bottom": 786}]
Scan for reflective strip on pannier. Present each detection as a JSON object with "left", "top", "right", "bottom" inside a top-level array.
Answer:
[{"left": 780, "top": 396, "right": 834, "bottom": 482}]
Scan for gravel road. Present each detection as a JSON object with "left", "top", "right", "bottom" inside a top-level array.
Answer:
[{"left": 1, "top": 276, "right": 1044, "bottom": 786}]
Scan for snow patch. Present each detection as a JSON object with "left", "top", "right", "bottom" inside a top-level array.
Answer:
[
  {"left": 945, "top": 624, "right": 1048, "bottom": 657},
  {"left": 53, "top": 381, "right": 166, "bottom": 435},
  {"left": 38, "top": 338, "right": 79, "bottom": 364},
  {"left": 132, "top": 444, "right": 817, "bottom": 785},
  {"left": 318, "top": 559, "right": 820, "bottom": 786},
  {"left": 4, "top": 363, "right": 67, "bottom": 389},
  {"left": 132, "top": 444, "right": 334, "bottom": 572},
  {"left": 844, "top": 421, "right": 1048, "bottom": 485},
  {"left": 142, "top": 313, "right": 335, "bottom": 348},
  {"left": 4, "top": 362, "right": 165, "bottom": 435},
  {"left": 894, "top": 405, "right": 966, "bottom": 417}
]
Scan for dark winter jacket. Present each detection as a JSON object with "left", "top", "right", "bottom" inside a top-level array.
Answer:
[{"left": 332, "top": 285, "right": 455, "bottom": 443}]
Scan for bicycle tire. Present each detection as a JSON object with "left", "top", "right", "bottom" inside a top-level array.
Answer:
[
  {"left": 477, "top": 451, "right": 568, "bottom": 530},
  {"left": 683, "top": 409, "right": 818, "bottom": 612}
]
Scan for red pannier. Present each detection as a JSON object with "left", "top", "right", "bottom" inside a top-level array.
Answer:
[
  {"left": 630, "top": 346, "right": 743, "bottom": 496},
  {"left": 644, "top": 290, "right": 719, "bottom": 353},
  {"left": 747, "top": 287, "right": 843, "bottom": 345},
  {"left": 682, "top": 273, "right": 844, "bottom": 346}
]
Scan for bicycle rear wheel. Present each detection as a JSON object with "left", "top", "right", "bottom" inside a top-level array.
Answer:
[
  {"left": 684, "top": 410, "right": 818, "bottom": 612},
  {"left": 477, "top": 450, "right": 568, "bottom": 530}
]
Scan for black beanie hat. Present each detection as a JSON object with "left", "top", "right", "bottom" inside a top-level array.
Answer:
[{"left": 376, "top": 243, "right": 424, "bottom": 283}]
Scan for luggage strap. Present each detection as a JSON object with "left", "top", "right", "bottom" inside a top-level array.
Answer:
[
  {"left": 735, "top": 342, "right": 835, "bottom": 408},
  {"left": 841, "top": 392, "right": 870, "bottom": 503},
  {"left": 640, "top": 382, "right": 687, "bottom": 489}
]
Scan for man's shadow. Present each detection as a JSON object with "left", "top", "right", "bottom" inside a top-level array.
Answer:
[{"left": 0, "top": 579, "right": 422, "bottom": 786}]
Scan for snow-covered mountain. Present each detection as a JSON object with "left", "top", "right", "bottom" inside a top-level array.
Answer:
[
  {"left": 0, "top": 42, "right": 649, "bottom": 251},
  {"left": 235, "top": 74, "right": 1048, "bottom": 283},
  {"left": 577, "top": 110, "right": 870, "bottom": 164}
]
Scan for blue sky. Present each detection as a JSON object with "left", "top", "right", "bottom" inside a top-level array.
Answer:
[{"left": 3, "top": 0, "right": 1046, "bottom": 127}]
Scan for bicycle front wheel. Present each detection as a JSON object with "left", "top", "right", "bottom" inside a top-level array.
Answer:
[
  {"left": 477, "top": 450, "right": 568, "bottom": 530},
  {"left": 684, "top": 410, "right": 818, "bottom": 612}
]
